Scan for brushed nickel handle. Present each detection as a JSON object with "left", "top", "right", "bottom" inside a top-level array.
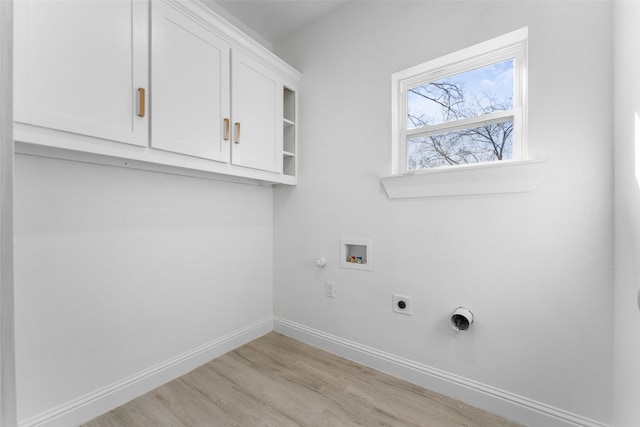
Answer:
[
  {"left": 234, "top": 122, "right": 241, "bottom": 144},
  {"left": 224, "top": 118, "right": 230, "bottom": 141},
  {"left": 137, "top": 88, "right": 146, "bottom": 118}
]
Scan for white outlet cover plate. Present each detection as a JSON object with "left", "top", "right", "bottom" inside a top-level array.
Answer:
[
  {"left": 393, "top": 294, "right": 412, "bottom": 315},
  {"left": 326, "top": 281, "right": 336, "bottom": 298}
]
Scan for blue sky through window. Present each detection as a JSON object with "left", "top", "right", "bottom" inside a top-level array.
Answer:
[{"left": 407, "top": 58, "right": 514, "bottom": 129}]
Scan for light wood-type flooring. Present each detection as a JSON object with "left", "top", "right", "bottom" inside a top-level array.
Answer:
[{"left": 83, "top": 332, "right": 525, "bottom": 427}]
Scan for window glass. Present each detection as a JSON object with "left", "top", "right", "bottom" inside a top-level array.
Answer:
[
  {"left": 407, "top": 119, "right": 513, "bottom": 170},
  {"left": 407, "top": 58, "right": 514, "bottom": 129}
]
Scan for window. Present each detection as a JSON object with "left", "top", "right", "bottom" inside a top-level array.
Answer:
[{"left": 391, "top": 28, "right": 528, "bottom": 175}]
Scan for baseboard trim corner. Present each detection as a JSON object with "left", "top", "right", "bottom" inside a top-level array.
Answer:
[
  {"left": 273, "top": 317, "right": 609, "bottom": 427},
  {"left": 20, "top": 317, "right": 274, "bottom": 427}
]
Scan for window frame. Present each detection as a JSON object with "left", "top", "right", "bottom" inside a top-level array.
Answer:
[{"left": 391, "top": 28, "right": 528, "bottom": 175}]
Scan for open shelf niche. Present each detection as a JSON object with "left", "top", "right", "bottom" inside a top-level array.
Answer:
[
  {"left": 340, "top": 238, "right": 372, "bottom": 271},
  {"left": 283, "top": 87, "right": 296, "bottom": 180}
]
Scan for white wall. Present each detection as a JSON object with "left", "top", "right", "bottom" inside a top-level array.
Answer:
[
  {"left": 613, "top": 1, "right": 640, "bottom": 426},
  {"left": 274, "top": 1, "right": 613, "bottom": 425},
  {"left": 14, "top": 154, "right": 274, "bottom": 424}
]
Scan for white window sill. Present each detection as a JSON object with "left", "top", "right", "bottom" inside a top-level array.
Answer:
[{"left": 380, "top": 159, "right": 547, "bottom": 199}]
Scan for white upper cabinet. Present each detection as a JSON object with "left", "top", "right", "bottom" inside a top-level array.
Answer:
[
  {"left": 151, "top": 2, "right": 231, "bottom": 163},
  {"left": 13, "top": 0, "right": 300, "bottom": 184},
  {"left": 14, "top": 0, "right": 148, "bottom": 147},
  {"left": 231, "top": 50, "right": 282, "bottom": 173}
]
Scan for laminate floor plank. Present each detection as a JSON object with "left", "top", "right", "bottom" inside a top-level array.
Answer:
[
  {"left": 104, "top": 391, "right": 190, "bottom": 427},
  {"left": 235, "top": 335, "right": 398, "bottom": 424},
  {"left": 182, "top": 364, "right": 300, "bottom": 426},
  {"left": 205, "top": 356, "right": 326, "bottom": 422},
  {"left": 152, "top": 378, "right": 235, "bottom": 426},
  {"left": 83, "top": 332, "right": 525, "bottom": 427},
  {"left": 214, "top": 348, "right": 372, "bottom": 426},
  {"left": 225, "top": 341, "right": 369, "bottom": 421}
]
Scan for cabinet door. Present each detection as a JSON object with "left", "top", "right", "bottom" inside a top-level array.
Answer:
[
  {"left": 231, "top": 50, "right": 283, "bottom": 173},
  {"left": 151, "top": 1, "right": 230, "bottom": 163},
  {"left": 14, "top": 0, "right": 148, "bottom": 146}
]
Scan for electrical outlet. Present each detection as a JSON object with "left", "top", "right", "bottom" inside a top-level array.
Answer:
[
  {"left": 326, "top": 281, "right": 336, "bottom": 298},
  {"left": 392, "top": 294, "right": 412, "bottom": 315}
]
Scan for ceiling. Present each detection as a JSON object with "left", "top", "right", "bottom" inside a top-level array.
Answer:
[{"left": 212, "top": 1, "right": 348, "bottom": 46}]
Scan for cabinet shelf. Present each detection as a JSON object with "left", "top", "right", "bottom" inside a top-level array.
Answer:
[{"left": 282, "top": 86, "right": 297, "bottom": 181}]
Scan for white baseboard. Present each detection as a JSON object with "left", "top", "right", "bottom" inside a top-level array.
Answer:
[
  {"left": 274, "top": 317, "right": 609, "bottom": 427},
  {"left": 19, "top": 317, "right": 274, "bottom": 427}
]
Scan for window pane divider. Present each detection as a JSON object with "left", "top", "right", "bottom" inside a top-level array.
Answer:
[{"left": 405, "top": 109, "right": 515, "bottom": 139}]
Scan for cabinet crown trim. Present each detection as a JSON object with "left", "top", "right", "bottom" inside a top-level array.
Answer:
[{"left": 165, "top": 0, "right": 301, "bottom": 81}]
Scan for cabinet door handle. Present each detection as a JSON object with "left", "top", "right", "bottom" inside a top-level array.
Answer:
[
  {"left": 234, "top": 122, "right": 241, "bottom": 144},
  {"left": 137, "top": 88, "right": 146, "bottom": 118},
  {"left": 224, "top": 118, "right": 230, "bottom": 141}
]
